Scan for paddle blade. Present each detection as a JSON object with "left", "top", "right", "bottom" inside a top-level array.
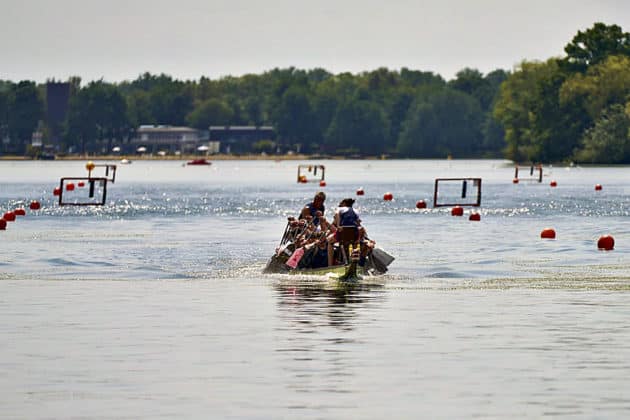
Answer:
[{"left": 369, "top": 248, "right": 395, "bottom": 273}]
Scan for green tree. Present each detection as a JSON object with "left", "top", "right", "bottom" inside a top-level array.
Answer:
[
  {"left": 125, "top": 73, "right": 194, "bottom": 125},
  {"left": 0, "top": 84, "right": 10, "bottom": 149},
  {"left": 325, "top": 100, "right": 388, "bottom": 155},
  {"left": 64, "top": 81, "right": 129, "bottom": 154},
  {"left": 494, "top": 59, "right": 581, "bottom": 162},
  {"left": 397, "top": 88, "right": 483, "bottom": 158},
  {"left": 7, "top": 81, "right": 43, "bottom": 154},
  {"left": 564, "top": 22, "right": 630, "bottom": 71},
  {"left": 252, "top": 139, "right": 276, "bottom": 154},
  {"left": 126, "top": 90, "right": 154, "bottom": 127},
  {"left": 560, "top": 55, "right": 630, "bottom": 119},
  {"left": 274, "top": 85, "right": 315, "bottom": 152},
  {"left": 186, "top": 98, "right": 234, "bottom": 129},
  {"left": 574, "top": 104, "right": 630, "bottom": 163}
]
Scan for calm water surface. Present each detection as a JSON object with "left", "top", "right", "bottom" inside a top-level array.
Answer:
[{"left": 2, "top": 159, "right": 630, "bottom": 418}]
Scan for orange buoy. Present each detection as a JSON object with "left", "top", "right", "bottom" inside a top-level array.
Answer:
[
  {"left": 597, "top": 235, "right": 615, "bottom": 251},
  {"left": 3, "top": 211, "right": 16, "bottom": 222},
  {"left": 469, "top": 211, "right": 481, "bottom": 221},
  {"left": 451, "top": 206, "right": 464, "bottom": 216},
  {"left": 66, "top": 182, "right": 75, "bottom": 191},
  {"left": 550, "top": 180, "right": 557, "bottom": 187},
  {"left": 595, "top": 184, "right": 602, "bottom": 191},
  {"left": 14, "top": 208, "right": 26, "bottom": 216},
  {"left": 78, "top": 181, "right": 85, "bottom": 187},
  {"left": 415, "top": 200, "right": 427, "bottom": 209},
  {"left": 319, "top": 180, "right": 326, "bottom": 187},
  {"left": 53, "top": 187, "right": 61, "bottom": 196},
  {"left": 540, "top": 228, "right": 556, "bottom": 239},
  {"left": 356, "top": 188, "right": 365, "bottom": 196},
  {"left": 383, "top": 192, "right": 393, "bottom": 201},
  {"left": 0, "top": 218, "right": 6, "bottom": 230},
  {"left": 299, "top": 175, "right": 307, "bottom": 183},
  {"left": 85, "top": 161, "right": 95, "bottom": 172},
  {"left": 29, "top": 200, "right": 41, "bottom": 210},
  {"left": 512, "top": 178, "right": 519, "bottom": 184}
]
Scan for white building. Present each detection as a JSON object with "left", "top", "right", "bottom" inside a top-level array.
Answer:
[{"left": 131, "top": 125, "right": 200, "bottom": 153}]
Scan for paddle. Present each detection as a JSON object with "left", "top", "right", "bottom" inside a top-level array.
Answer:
[{"left": 369, "top": 247, "right": 395, "bottom": 274}]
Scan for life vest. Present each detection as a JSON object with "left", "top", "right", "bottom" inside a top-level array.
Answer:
[
  {"left": 301, "top": 202, "right": 325, "bottom": 225},
  {"left": 338, "top": 206, "right": 359, "bottom": 227}
]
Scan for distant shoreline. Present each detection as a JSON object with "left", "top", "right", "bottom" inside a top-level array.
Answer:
[{"left": 0, "top": 154, "right": 340, "bottom": 161}]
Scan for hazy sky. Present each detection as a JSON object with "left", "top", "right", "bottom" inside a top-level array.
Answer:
[{"left": 1, "top": 0, "right": 629, "bottom": 83}]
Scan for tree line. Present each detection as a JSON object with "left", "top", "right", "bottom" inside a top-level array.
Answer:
[{"left": 0, "top": 22, "right": 628, "bottom": 162}]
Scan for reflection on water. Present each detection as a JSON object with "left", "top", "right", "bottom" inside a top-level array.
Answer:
[
  {"left": 274, "top": 278, "right": 386, "bottom": 331},
  {"left": 4, "top": 160, "right": 630, "bottom": 417},
  {"left": 273, "top": 278, "right": 387, "bottom": 397}
]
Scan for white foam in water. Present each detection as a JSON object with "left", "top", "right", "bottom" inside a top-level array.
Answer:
[{"left": 3, "top": 160, "right": 630, "bottom": 418}]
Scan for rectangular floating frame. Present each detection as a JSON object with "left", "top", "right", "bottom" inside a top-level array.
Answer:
[
  {"left": 514, "top": 164, "right": 542, "bottom": 183},
  {"left": 433, "top": 177, "right": 482, "bottom": 207},
  {"left": 92, "top": 164, "right": 117, "bottom": 183},
  {"left": 58, "top": 177, "right": 108, "bottom": 206},
  {"left": 297, "top": 164, "right": 325, "bottom": 183}
]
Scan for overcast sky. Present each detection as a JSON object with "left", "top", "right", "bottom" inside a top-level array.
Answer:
[{"left": 1, "top": 0, "right": 629, "bottom": 84}]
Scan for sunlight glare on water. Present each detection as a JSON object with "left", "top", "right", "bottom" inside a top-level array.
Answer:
[{"left": 2, "top": 159, "right": 630, "bottom": 418}]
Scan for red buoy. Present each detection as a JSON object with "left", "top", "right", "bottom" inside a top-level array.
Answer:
[
  {"left": 14, "top": 208, "right": 26, "bottom": 216},
  {"left": 78, "top": 181, "right": 85, "bottom": 187},
  {"left": 383, "top": 192, "right": 393, "bottom": 201},
  {"left": 319, "top": 180, "right": 326, "bottom": 187},
  {"left": 595, "top": 184, "right": 602, "bottom": 191},
  {"left": 451, "top": 206, "right": 464, "bottom": 216},
  {"left": 469, "top": 212, "right": 481, "bottom": 221},
  {"left": 0, "top": 219, "right": 6, "bottom": 230},
  {"left": 356, "top": 188, "right": 365, "bottom": 196},
  {"left": 53, "top": 187, "right": 61, "bottom": 196},
  {"left": 29, "top": 201, "right": 41, "bottom": 210},
  {"left": 3, "top": 211, "right": 16, "bottom": 222},
  {"left": 540, "top": 228, "right": 556, "bottom": 239},
  {"left": 512, "top": 178, "right": 519, "bottom": 184},
  {"left": 550, "top": 180, "right": 557, "bottom": 187},
  {"left": 415, "top": 200, "right": 427, "bottom": 209},
  {"left": 597, "top": 235, "right": 615, "bottom": 251},
  {"left": 66, "top": 182, "right": 75, "bottom": 191}
]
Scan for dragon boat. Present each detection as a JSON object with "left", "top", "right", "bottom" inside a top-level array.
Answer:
[{"left": 263, "top": 217, "right": 394, "bottom": 281}]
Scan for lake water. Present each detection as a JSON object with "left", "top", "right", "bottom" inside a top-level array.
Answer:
[{"left": 2, "top": 159, "right": 630, "bottom": 418}]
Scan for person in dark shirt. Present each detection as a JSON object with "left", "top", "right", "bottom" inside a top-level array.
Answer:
[
  {"left": 309, "top": 237, "right": 329, "bottom": 269},
  {"left": 333, "top": 198, "right": 360, "bottom": 227},
  {"left": 299, "top": 191, "right": 326, "bottom": 227},
  {"left": 328, "top": 198, "right": 374, "bottom": 268}
]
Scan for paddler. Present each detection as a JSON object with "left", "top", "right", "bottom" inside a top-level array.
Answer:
[{"left": 299, "top": 191, "right": 326, "bottom": 227}]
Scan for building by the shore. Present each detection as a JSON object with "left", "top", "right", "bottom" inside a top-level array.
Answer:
[
  {"left": 46, "top": 82, "right": 70, "bottom": 150},
  {"left": 209, "top": 126, "right": 275, "bottom": 154},
  {"left": 126, "top": 125, "right": 276, "bottom": 155},
  {"left": 130, "top": 125, "right": 202, "bottom": 154}
]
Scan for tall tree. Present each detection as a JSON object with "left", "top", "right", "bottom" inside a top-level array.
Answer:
[
  {"left": 397, "top": 88, "right": 483, "bottom": 158},
  {"left": 274, "top": 85, "right": 315, "bottom": 152},
  {"left": 574, "top": 104, "right": 630, "bottom": 163},
  {"left": 325, "top": 99, "right": 388, "bottom": 155},
  {"left": 186, "top": 98, "right": 234, "bottom": 129},
  {"left": 563, "top": 22, "right": 630, "bottom": 71},
  {"left": 7, "top": 81, "right": 43, "bottom": 154},
  {"left": 0, "top": 84, "right": 10, "bottom": 148},
  {"left": 64, "top": 81, "right": 129, "bottom": 154},
  {"left": 560, "top": 55, "right": 630, "bottom": 119}
]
